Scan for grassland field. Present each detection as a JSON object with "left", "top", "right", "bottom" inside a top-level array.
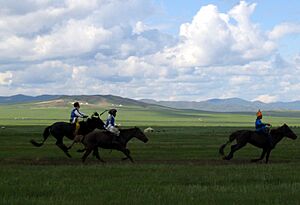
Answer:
[{"left": 1, "top": 103, "right": 300, "bottom": 204}]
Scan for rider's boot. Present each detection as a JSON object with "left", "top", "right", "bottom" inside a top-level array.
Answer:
[{"left": 267, "top": 134, "right": 274, "bottom": 148}]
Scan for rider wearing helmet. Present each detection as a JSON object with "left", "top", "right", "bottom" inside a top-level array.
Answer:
[
  {"left": 105, "top": 109, "right": 120, "bottom": 135},
  {"left": 255, "top": 109, "right": 273, "bottom": 147},
  {"left": 105, "top": 109, "right": 120, "bottom": 143},
  {"left": 70, "top": 102, "right": 88, "bottom": 136}
]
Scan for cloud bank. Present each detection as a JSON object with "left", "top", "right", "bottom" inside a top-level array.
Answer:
[{"left": 0, "top": 0, "right": 299, "bottom": 102}]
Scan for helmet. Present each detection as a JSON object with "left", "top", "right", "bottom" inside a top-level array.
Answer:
[
  {"left": 73, "top": 102, "right": 80, "bottom": 108},
  {"left": 256, "top": 109, "right": 262, "bottom": 118},
  {"left": 108, "top": 109, "right": 117, "bottom": 115}
]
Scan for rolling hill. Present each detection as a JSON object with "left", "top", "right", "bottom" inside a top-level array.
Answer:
[
  {"left": 140, "top": 98, "right": 300, "bottom": 112},
  {"left": 0, "top": 94, "right": 152, "bottom": 108},
  {"left": 0, "top": 94, "right": 300, "bottom": 112}
]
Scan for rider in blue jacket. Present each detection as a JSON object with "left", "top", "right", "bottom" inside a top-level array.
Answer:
[
  {"left": 255, "top": 110, "right": 273, "bottom": 147},
  {"left": 70, "top": 102, "right": 88, "bottom": 136},
  {"left": 105, "top": 109, "right": 120, "bottom": 144}
]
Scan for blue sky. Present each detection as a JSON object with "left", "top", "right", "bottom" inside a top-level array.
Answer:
[{"left": 0, "top": 0, "right": 300, "bottom": 102}]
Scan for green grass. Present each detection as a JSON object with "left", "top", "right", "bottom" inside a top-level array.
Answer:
[
  {"left": 0, "top": 103, "right": 300, "bottom": 127},
  {"left": 2, "top": 164, "right": 300, "bottom": 205},
  {"left": 1, "top": 104, "right": 300, "bottom": 204},
  {"left": 1, "top": 125, "right": 300, "bottom": 204}
]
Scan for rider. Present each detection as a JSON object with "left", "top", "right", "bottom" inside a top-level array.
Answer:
[
  {"left": 70, "top": 102, "right": 88, "bottom": 136},
  {"left": 255, "top": 109, "right": 273, "bottom": 147},
  {"left": 105, "top": 109, "right": 120, "bottom": 144}
]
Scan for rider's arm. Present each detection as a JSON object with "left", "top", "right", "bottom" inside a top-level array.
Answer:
[{"left": 74, "top": 109, "right": 85, "bottom": 118}]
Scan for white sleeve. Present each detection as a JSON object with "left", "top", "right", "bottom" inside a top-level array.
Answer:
[{"left": 74, "top": 110, "right": 84, "bottom": 117}]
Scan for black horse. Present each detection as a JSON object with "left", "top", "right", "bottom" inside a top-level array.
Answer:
[
  {"left": 30, "top": 112, "right": 105, "bottom": 158},
  {"left": 78, "top": 127, "right": 149, "bottom": 163},
  {"left": 219, "top": 124, "right": 297, "bottom": 163}
]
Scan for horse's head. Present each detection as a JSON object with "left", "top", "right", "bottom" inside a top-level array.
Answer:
[
  {"left": 88, "top": 112, "right": 105, "bottom": 130},
  {"left": 281, "top": 123, "right": 297, "bottom": 140},
  {"left": 133, "top": 127, "right": 149, "bottom": 143}
]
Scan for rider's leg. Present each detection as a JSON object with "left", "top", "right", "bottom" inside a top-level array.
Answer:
[
  {"left": 109, "top": 127, "right": 120, "bottom": 144},
  {"left": 264, "top": 129, "right": 273, "bottom": 148}
]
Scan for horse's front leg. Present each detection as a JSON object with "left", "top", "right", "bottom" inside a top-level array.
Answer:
[
  {"left": 77, "top": 148, "right": 86, "bottom": 153},
  {"left": 55, "top": 138, "right": 72, "bottom": 158},
  {"left": 67, "top": 141, "right": 75, "bottom": 150},
  {"left": 251, "top": 149, "right": 267, "bottom": 162},
  {"left": 82, "top": 147, "right": 93, "bottom": 163},
  {"left": 121, "top": 148, "right": 134, "bottom": 163},
  {"left": 68, "top": 135, "right": 84, "bottom": 150},
  {"left": 265, "top": 150, "right": 272, "bottom": 164},
  {"left": 93, "top": 148, "right": 106, "bottom": 163}
]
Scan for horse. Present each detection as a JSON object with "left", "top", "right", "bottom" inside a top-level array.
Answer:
[
  {"left": 30, "top": 112, "right": 105, "bottom": 158},
  {"left": 219, "top": 124, "right": 297, "bottom": 163},
  {"left": 78, "top": 127, "right": 149, "bottom": 163}
]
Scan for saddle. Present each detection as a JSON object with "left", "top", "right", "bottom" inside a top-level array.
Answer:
[
  {"left": 103, "top": 130, "right": 121, "bottom": 144},
  {"left": 255, "top": 130, "right": 269, "bottom": 138},
  {"left": 255, "top": 129, "right": 273, "bottom": 147}
]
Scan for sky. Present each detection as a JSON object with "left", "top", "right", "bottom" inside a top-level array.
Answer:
[{"left": 0, "top": 0, "right": 300, "bottom": 103}]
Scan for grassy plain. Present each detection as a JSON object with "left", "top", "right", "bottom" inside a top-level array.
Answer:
[{"left": 0, "top": 103, "right": 300, "bottom": 204}]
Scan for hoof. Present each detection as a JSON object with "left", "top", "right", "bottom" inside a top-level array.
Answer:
[{"left": 223, "top": 156, "right": 230, "bottom": 160}]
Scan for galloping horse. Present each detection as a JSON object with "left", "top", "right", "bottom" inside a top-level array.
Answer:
[
  {"left": 219, "top": 124, "right": 297, "bottom": 163},
  {"left": 30, "top": 112, "right": 105, "bottom": 158},
  {"left": 78, "top": 127, "right": 149, "bottom": 163}
]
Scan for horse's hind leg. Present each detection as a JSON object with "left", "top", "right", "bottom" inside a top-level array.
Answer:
[
  {"left": 251, "top": 149, "right": 267, "bottom": 162},
  {"left": 93, "top": 148, "right": 105, "bottom": 163},
  {"left": 55, "top": 138, "right": 72, "bottom": 158},
  {"left": 224, "top": 143, "right": 246, "bottom": 160}
]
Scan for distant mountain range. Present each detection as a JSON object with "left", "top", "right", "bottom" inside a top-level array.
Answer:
[
  {"left": 0, "top": 94, "right": 300, "bottom": 112},
  {"left": 140, "top": 98, "right": 300, "bottom": 112},
  {"left": 0, "top": 94, "right": 60, "bottom": 104}
]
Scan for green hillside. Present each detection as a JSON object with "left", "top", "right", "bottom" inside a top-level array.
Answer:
[{"left": 0, "top": 102, "right": 299, "bottom": 127}]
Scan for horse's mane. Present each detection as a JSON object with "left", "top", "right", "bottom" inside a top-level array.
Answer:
[{"left": 270, "top": 123, "right": 289, "bottom": 133}]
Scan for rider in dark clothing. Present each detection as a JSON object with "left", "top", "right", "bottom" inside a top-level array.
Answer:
[{"left": 255, "top": 109, "right": 273, "bottom": 147}]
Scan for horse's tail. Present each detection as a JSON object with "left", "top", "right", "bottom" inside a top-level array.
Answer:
[
  {"left": 30, "top": 126, "right": 52, "bottom": 147},
  {"left": 219, "top": 132, "right": 237, "bottom": 156}
]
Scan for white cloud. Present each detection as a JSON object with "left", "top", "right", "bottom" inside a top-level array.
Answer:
[
  {"left": 0, "top": 1, "right": 299, "bottom": 102},
  {"left": 160, "top": 1, "right": 276, "bottom": 67},
  {"left": 32, "top": 19, "right": 112, "bottom": 60},
  {"left": 269, "top": 23, "right": 300, "bottom": 40},
  {"left": 229, "top": 75, "right": 251, "bottom": 86},
  {"left": 12, "top": 61, "right": 73, "bottom": 85},
  {"left": 0, "top": 71, "right": 12, "bottom": 85},
  {"left": 253, "top": 95, "right": 278, "bottom": 103}
]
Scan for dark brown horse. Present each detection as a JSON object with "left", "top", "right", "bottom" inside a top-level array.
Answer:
[
  {"left": 30, "top": 112, "right": 105, "bottom": 158},
  {"left": 219, "top": 124, "right": 297, "bottom": 163},
  {"left": 79, "top": 127, "right": 148, "bottom": 163}
]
